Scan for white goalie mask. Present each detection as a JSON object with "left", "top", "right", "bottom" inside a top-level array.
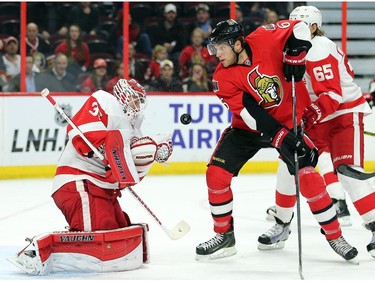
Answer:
[
  {"left": 113, "top": 79, "right": 147, "bottom": 124},
  {"left": 289, "top": 6, "right": 322, "bottom": 29}
]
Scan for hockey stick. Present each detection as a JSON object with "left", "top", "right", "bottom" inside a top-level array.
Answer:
[
  {"left": 337, "top": 164, "right": 375, "bottom": 180},
  {"left": 292, "top": 76, "right": 304, "bottom": 280},
  {"left": 40, "top": 88, "right": 191, "bottom": 240},
  {"left": 365, "top": 130, "right": 375, "bottom": 137}
]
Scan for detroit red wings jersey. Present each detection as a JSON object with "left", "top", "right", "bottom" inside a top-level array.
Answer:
[
  {"left": 52, "top": 90, "right": 141, "bottom": 194},
  {"left": 212, "top": 20, "right": 311, "bottom": 132},
  {"left": 304, "top": 35, "right": 372, "bottom": 122}
]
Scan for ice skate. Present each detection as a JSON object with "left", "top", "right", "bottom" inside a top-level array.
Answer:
[
  {"left": 332, "top": 199, "right": 352, "bottom": 227},
  {"left": 7, "top": 250, "right": 39, "bottom": 275},
  {"left": 196, "top": 226, "right": 236, "bottom": 260},
  {"left": 327, "top": 235, "right": 358, "bottom": 264},
  {"left": 258, "top": 217, "right": 291, "bottom": 250},
  {"left": 364, "top": 221, "right": 375, "bottom": 258}
]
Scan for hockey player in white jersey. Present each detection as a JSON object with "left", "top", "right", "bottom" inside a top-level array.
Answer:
[
  {"left": 8, "top": 79, "right": 173, "bottom": 275},
  {"left": 258, "top": 6, "right": 375, "bottom": 260}
]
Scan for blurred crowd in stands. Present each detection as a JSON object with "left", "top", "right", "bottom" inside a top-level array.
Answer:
[{"left": 0, "top": 2, "right": 306, "bottom": 93}]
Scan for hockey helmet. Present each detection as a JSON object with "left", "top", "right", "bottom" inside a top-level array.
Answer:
[
  {"left": 289, "top": 6, "right": 322, "bottom": 29},
  {"left": 113, "top": 79, "right": 147, "bottom": 123},
  {"left": 207, "top": 19, "right": 244, "bottom": 55}
]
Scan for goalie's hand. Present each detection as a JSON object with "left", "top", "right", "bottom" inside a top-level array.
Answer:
[{"left": 153, "top": 134, "right": 173, "bottom": 163}]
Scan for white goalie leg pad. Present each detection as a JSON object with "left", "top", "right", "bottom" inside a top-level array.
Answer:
[{"left": 8, "top": 225, "right": 147, "bottom": 275}]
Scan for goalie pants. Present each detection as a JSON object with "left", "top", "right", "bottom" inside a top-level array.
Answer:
[
  {"left": 52, "top": 180, "right": 131, "bottom": 232},
  {"left": 207, "top": 127, "right": 341, "bottom": 240}
]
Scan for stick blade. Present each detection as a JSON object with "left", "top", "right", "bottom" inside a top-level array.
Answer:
[{"left": 166, "top": 220, "right": 191, "bottom": 240}]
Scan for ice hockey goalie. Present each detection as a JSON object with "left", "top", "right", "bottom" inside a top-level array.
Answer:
[{"left": 7, "top": 224, "right": 149, "bottom": 275}]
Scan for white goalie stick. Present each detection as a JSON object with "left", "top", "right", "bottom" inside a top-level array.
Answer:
[{"left": 40, "top": 88, "right": 191, "bottom": 240}]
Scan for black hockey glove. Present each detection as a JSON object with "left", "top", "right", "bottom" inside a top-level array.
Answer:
[
  {"left": 283, "top": 47, "right": 307, "bottom": 82},
  {"left": 365, "top": 91, "right": 375, "bottom": 109},
  {"left": 271, "top": 127, "right": 305, "bottom": 158}
]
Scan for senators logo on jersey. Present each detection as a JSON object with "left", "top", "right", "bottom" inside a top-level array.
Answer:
[{"left": 247, "top": 67, "right": 283, "bottom": 108}]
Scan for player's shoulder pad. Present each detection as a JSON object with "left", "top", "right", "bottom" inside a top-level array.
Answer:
[
  {"left": 307, "top": 36, "right": 334, "bottom": 62},
  {"left": 92, "top": 90, "right": 123, "bottom": 116}
]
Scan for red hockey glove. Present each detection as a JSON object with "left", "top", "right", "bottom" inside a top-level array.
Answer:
[
  {"left": 283, "top": 48, "right": 307, "bottom": 82},
  {"left": 302, "top": 103, "right": 322, "bottom": 130}
]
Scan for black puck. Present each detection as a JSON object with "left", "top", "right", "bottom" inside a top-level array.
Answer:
[{"left": 180, "top": 113, "right": 192, "bottom": 125}]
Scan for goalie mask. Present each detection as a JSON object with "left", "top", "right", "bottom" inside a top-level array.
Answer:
[
  {"left": 207, "top": 19, "right": 244, "bottom": 56},
  {"left": 113, "top": 79, "right": 147, "bottom": 124},
  {"left": 289, "top": 6, "right": 322, "bottom": 29}
]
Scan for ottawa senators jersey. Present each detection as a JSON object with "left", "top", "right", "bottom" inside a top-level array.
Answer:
[
  {"left": 212, "top": 20, "right": 311, "bottom": 132},
  {"left": 304, "top": 35, "right": 372, "bottom": 122},
  {"left": 52, "top": 90, "right": 141, "bottom": 194}
]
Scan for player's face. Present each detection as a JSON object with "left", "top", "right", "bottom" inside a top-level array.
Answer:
[
  {"left": 214, "top": 42, "right": 235, "bottom": 67},
  {"left": 128, "top": 93, "right": 144, "bottom": 112}
]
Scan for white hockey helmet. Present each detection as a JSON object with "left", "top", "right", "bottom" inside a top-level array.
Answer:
[
  {"left": 289, "top": 6, "right": 322, "bottom": 29},
  {"left": 113, "top": 78, "right": 147, "bottom": 123}
]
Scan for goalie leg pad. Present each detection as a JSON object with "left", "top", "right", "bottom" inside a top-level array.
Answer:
[{"left": 8, "top": 226, "right": 148, "bottom": 275}]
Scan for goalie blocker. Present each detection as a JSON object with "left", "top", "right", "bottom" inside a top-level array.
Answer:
[{"left": 7, "top": 224, "right": 150, "bottom": 275}]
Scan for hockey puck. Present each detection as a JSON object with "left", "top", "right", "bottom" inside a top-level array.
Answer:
[{"left": 180, "top": 113, "right": 192, "bottom": 125}]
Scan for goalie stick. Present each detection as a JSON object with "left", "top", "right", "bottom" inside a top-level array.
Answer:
[{"left": 40, "top": 88, "right": 190, "bottom": 240}]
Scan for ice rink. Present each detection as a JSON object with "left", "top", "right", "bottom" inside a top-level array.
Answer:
[{"left": 1, "top": 174, "right": 375, "bottom": 280}]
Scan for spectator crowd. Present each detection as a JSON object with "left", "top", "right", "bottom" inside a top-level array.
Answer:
[{"left": 0, "top": 2, "right": 299, "bottom": 93}]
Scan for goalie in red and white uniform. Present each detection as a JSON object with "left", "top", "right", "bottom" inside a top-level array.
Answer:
[
  {"left": 260, "top": 6, "right": 375, "bottom": 259},
  {"left": 8, "top": 79, "right": 173, "bottom": 275}
]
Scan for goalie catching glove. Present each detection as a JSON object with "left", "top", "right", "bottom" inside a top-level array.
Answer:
[{"left": 130, "top": 134, "right": 173, "bottom": 178}]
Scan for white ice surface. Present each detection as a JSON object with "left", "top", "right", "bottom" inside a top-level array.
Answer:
[{"left": 0, "top": 174, "right": 374, "bottom": 280}]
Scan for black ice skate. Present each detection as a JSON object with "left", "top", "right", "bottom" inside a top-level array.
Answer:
[
  {"left": 332, "top": 199, "right": 352, "bottom": 227},
  {"left": 327, "top": 235, "right": 358, "bottom": 264},
  {"left": 258, "top": 217, "right": 291, "bottom": 250},
  {"left": 196, "top": 226, "right": 236, "bottom": 260},
  {"left": 364, "top": 221, "right": 375, "bottom": 258}
]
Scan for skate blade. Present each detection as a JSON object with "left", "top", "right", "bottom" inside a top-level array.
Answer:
[
  {"left": 338, "top": 216, "right": 352, "bottom": 227},
  {"left": 6, "top": 256, "right": 38, "bottom": 275},
  {"left": 195, "top": 246, "right": 237, "bottom": 261},
  {"left": 368, "top": 248, "right": 375, "bottom": 258},
  {"left": 347, "top": 256, "right": 359, "bottom": 265},
  {"left": 258, "top": 241, "right": 285, "bottom": 251}
]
